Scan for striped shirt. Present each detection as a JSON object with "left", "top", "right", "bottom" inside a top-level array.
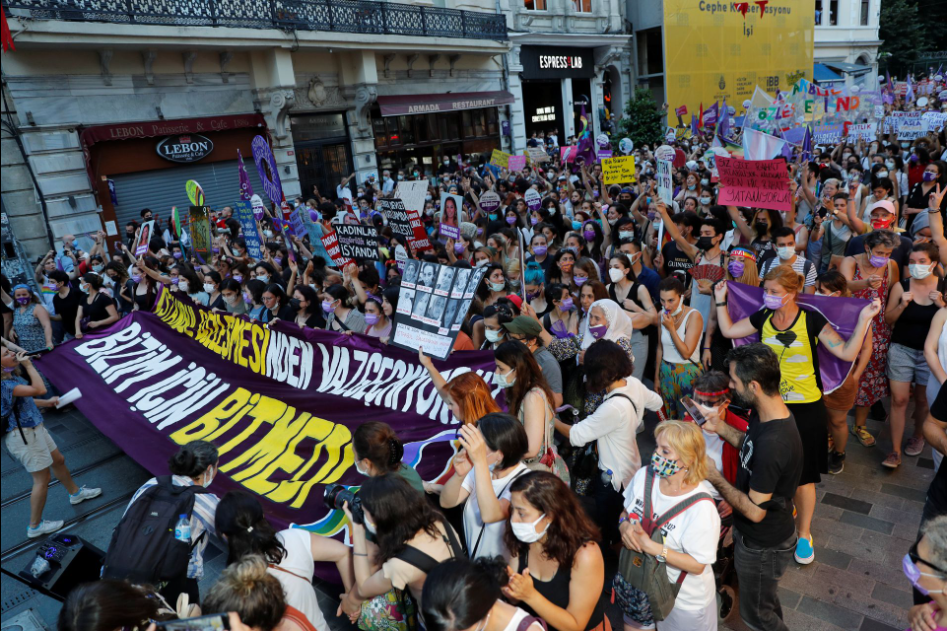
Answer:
[
  {"left": 760, "top": 255, "right": 817, "bottom": 288},
  {"left": 125, "top": 475, "right": 219, "bottom": 579}
]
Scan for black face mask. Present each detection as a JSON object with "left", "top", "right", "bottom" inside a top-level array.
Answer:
[
  {"left": 289, "top": 298, "right": 302, "bottom": 311},
  {"left": 754, "top": 221, "right": 769, "bottom": 235},
  {"left": 696, "top": 236, "right": 716, "bottom": 251}
]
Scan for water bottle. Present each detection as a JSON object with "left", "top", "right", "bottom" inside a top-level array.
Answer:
[
  {"left": 601, "top": 468, "right": 613, "bottom": 485},
  {"left": 174, "top": 514, "right": 191, "bottom": 543}
]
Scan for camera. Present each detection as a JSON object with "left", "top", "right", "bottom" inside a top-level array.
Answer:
[{"left": 323, "top": 484, "right": 363, "bottom": 525}]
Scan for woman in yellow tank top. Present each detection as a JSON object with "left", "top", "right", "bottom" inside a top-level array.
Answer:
[{"left": 714, "top": 265, "right": 880, "bottom": 568}]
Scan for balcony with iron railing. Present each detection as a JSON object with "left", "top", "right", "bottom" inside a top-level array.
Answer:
[{"left": 3, "top": 0, "right": 508, "bottom": 41}]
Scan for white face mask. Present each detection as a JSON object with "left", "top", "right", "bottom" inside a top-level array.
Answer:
[
  {"left": 608, "top": 267, "right": 625, "bottom": 283},
  {"left": 877, "top": 170, "right": 889, "bottom": 179},
  {"left": 257, "top": 274, "right": 270, "bottom": 284},
  {"left": 485, "top": 329, "right": 504, "bottom": 344},
  {"left": 495, "top": 368, "right": 516, "bottom": 388},
  {"left": 511, "top": 513, "right": 549, "bottom": 543},
  {"left": 179, "top": 280, "right": 189, "bottom": 293},
  {"left": 355, "top": 459, "right": 370, "bottom": 476},
  {"left": 364, "top": 518, "right": 377, "bottom": 535},
  {"left": 475, "top": 259, "right": 490, "bottom": 268},
  {"left": 202, "top": 467, "right": 215, "bottom": 488},
  {"left": 776, "top": 245, "right": 794, "bottom": 261},
  {"left": 203, "top": 283, "right": 216, "bottom": 293},
  {"left": 909, "top": 263, "right": 934, "bottom": 280}
]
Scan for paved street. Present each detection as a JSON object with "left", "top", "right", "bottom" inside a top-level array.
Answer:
[{"left": 1, "top": 401, "right": 933, "bottom": 630}]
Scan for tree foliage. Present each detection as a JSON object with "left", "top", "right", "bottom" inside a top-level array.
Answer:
[
  {"left": 611, "top": 86, "right": 666, "bottom": 152},
  {"left": 878, "top": 0, "right": 929, "bottom": 76}
]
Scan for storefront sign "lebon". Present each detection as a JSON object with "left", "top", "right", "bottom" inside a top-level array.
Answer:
[
  {"left": 539, "top": 55, "right": 584, "bottom": 70},
  {"left": 156, "top": 133, "right": 215, "bottom": 163}
]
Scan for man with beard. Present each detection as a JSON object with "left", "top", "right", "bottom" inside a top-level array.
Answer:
[{"left": 698, "top": 343, "right": 803, "bottom": 631}]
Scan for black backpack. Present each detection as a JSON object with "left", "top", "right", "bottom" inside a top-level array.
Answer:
[{"left": 101, "top": 476, "right": 211, "bottom": 585}]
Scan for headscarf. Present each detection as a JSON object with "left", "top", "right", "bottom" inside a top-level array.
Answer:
[{"left": 579, "top": 298, "right": 635, "bottom": 350}]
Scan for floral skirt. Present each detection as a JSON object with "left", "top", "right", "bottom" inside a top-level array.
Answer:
[
  {"left": 659, "top": 360, "right": 701, "bottom": 420},
  {"left": 854, "top": 317, "right": 891, "bottom": 407}
]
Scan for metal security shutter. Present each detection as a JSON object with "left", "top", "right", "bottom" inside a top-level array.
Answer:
[{"left": 111, "top": 159, "right": 267, "bottom": 229}]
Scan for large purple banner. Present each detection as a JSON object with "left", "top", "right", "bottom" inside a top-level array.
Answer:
[{"left": 35, "top": 288, "right": 497, "bottom": 540}]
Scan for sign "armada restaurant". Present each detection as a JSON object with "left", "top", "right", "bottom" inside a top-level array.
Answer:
[{"left": 377, "top": 90, "right": 516, "bottom": 117}]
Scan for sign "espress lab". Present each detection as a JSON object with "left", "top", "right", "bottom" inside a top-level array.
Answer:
[
  {"left": 156, "top": 133, "right": 215, "bottom": 163},
  {"left": 539, "top": 55, "right": 584, "bottom": 70}
]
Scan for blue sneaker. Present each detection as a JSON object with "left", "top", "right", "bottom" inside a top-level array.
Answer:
[{"left": 794, "top": 535, "right": 815, "bottom": 565}]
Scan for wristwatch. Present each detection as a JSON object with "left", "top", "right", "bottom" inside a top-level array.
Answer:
[{"left": 656, "top": 545, "right": 668, "bottom": 563}]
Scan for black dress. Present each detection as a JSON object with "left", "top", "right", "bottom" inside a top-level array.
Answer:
[{"left": 516, "top": 548, "right": 606, "bottom": 631}]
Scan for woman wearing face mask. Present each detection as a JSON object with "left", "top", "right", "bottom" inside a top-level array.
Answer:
[
  {"left": 124, "top": 440, "right": 220, "bottom": 603},
  {"left": 728, "top": 205, "right": 783, "bottom": 256},
  {"left": 244, "top": 279, "right": 268, "bottom": 322},
  {"left": 606, "top": 255, "right": 657, "bottom": 383},
  {"left": 479, "top": 264, "right": 509, "bottom": 308},
  {"left": 419, "top": 349, "right": 502, "bottom": 428},
  {"left": 215, "top": 491, "right": 353, "bottom": 631},
  {"left": 540, "top": 283, "right": 579, "bottom": 340},
  {"left": 440, "top": 415, "right": 530, "bottom": 558},
  {"left": 343, "top": 474, "right": 463, "bottom": 615},
  {"left": 674, "top": 173, "right": 702, "bottom": 205},
  {"left": 322, "top": 284, "right": 366, "bottom": 334},
  {"left": 906, "top": 160, "right": 947, "bottom": 232},
  {"left": 523, "top": 263, "right": 548, "bottom": 314},
  {"left": 858, "top": 176, "right": 898, "bottom": 226},
  {"left": 613, "top": 421, "right": 720, "bottom": 631},
  {"left": 549, "top": 250, "right": 577, "bottom": 287},
  {"left": 103, "top": 261, "right": 134, "bottom": 315},
  {"left": 128, "top": 257, "right": 161, "bottom": 312},
  {"left": 475, "top": 246, "right": 499, "bottom": 268},
  {"left": 494, "top": 340, "right": 559, "bottom": 471},
  {"left": 260, "top": 283, "right": 295, "bottom": 324},
  {"left": 10, "top": 285, "right": 53, "bottom": 352},
  {"left": 290, "top": 284, "right": 324, "bottom": 329},
  {"left": 840, "top": 229, "right": 900, "bottom": 450},
  {"left": 815, "top": 271, "right": 872, "bottom": 475},
  {"left": 527, "top": 234, "right": 554, "bottom": 280},
  {"left": 581, "top": 220, "right": 605, "bottom": 265},
  {"left": 655, "top": 276, "right": 704, "bottom": 419},
  {"left": 350, "top": 421, "right": 425, "bottom": 497},
  {"left": 571, "top": 258, "right": 599, "bottom": 295},
  {"left": 701, "top": 248, "right": 761, "bottom": 372},
  {"left": 904, "top": 516, "right": 947, "bottom": 631},
  {"left": 202, "top": 270, "right": 226, "bottom": 311},
  {"left": 253, "top": 262, "right": 280, "bottom": 288},
  {"left": 882, "top": 242, "right": 945, "bottom": 469},
  {"left": 501, "top": 472, "right": 607, "bottom": 631},
  {"left": 73, "top": 274, "right": 119, "bottom": 339},
  {"left": 219, "top": 278, "right": 248, "bottom": 316},
  {"left": 715, "top": 266, "right": 880, "bottom": 566}
]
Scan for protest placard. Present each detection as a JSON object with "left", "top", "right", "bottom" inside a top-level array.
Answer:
[
  {"left": 716, "top": 157, "right": 791, "bottom": 212},
  {"left": 439, "top": 193, "right": 463, "bottom": 240},
  {"left": 507, "top": 155, "right": 527, "bottom": 171},
  {"left": 334, "top": 224, "right": 379, "bottom": 260},
  {"left": 490, "top": 149, "right": 511, "bottom": 168},
  {"left": 597, "top": 149, "right": 613, "bottom": 162},
  {"left": 320, "top": 228, "right": 354, "bottom": 270},
  {"left": 379, "top": 198, "right": 431, "bottom": 255},
  {"left": 526, "top": 147, "right": 549, "bottom": 163},
  {"left": 846, "top": 123, "right": 876, "bottom": 142},
  {"left": 524, "top": 189, "right": 542, "bottom": 212},
  {"left": 188, "top": 206, "right": 212, "bottom": 261},
  {"left": 924, "top": 112, "right": 947, "bottom": 132},
  {"left": 185, "top": 180, "right": 204, "bottom": 206},
  {"left": 560, "top": 146, "right": 577, "bottom": 162},
  {"left": 478, "top": 191, "right": 501, "bottom": 215},
  {"left": 884, "top": 111, "right": 923, "bottom": 133},
  {"left": 134, "top": 220, "right": 155, "bottom": 256},
  {"left": 234, "top": 201, "right": 263, "bottom": 260},
  {"left": 392, "top": 260, "right": 487, "bottom": 360},
  {"left": 289, "top": 209, "right": 306, "bottom": 236},
  {"left": 656, "top": 159, "right": 674, "bottom": 204},
  {"left": 251, "top": 135, "right": 284, "bottom": 205},
  {"left": 654, "top": 145, "right": 676, "bottom": 161},
  {"left": 395, "top": 180, "right": 429, "bottom": 212},
  {"left": 813, "top": 124, "right": 844, "bottom": 144},
  {"left": 898, "top": 122, "right": 926, "bottom": 141},
  {"left": 601, "top": 156, "right": 637, "bottom": 185}
]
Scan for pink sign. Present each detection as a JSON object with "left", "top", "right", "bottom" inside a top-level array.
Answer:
[
  {"left": 716, "top": 157, "right": 791, "bottom": 213},
  {"left": 507, "top": 155, "right": 527, "bottom": 171},
  {"left": 560, "top": 146, "right": 577, "bottom": 163},
  {"left": 675, "top": 105, "right": 688, "bottom": 117}
]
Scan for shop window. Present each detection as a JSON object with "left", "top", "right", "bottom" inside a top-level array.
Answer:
[
  {"left": 486, "top": 108, "right": 498, "bottom": 136},
  {"left": 398, "top": 116, "right": 415, "bottom": 145},
  {"left": 524, "top": 0, "right": 546, "bottom": 10},
  {"left": 462, "top": 111, "right": 474, "bottom": 139},
  {"left": 444, "top": 113, "right": 461, "bottom": 140},
  {"left": 573, "top": 0, "right": 591, "bottom": 12},
  {"left": 373, "top": 116, "right": 388, "bottom": 149},
  {"left": 388, "top": 118, "right": 402, "bottom": 147}
]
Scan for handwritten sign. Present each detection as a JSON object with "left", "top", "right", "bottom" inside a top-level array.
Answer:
[
  {"left": 526, "top": 147, "right": 549, "bottom": 164},
  {"left": 490, "top": 149, "right": 511, "bottom": 168},
  {"left": 656, "top": 159, "right": 673, "bottom": 204},
  {"left": 600, "top": 156, "right": 637, "bottom": 185},
  {"left": 560, "top": 146, "right": 577, "bottom": 163},
  {"left": 395, "top": 180, "right": 429, "bottom": 213},
  {"left": 234, "top": 202, "right": 263, "bottom": 260},
  {"left": 716, "top": 157, "right": 791, "bottom": 213},
  {"left": 846, "top": 123, "right": 876, "bottom": 142},
  {"left": 335, "top": 224, "right": 379, "bottom": 260},
  {"left": 507, "top": 154, "right": 527, "bottom": 171},
  {"left": 813, "top": 124, "right": 844, "bottom": 145},
  {"left": 898, "top": 122, "right": 926, "bottom": 141},
  {"left": 923, "top": 112, "right": 947, "bottom": 132}
]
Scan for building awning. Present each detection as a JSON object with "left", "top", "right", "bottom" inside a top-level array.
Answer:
[
  {"left": 377, "top": 91, "right": 515, "bottom": 117},
  {"left": 814, "top": 63, "right": 844, "bottom": 83},
  {"left": 823, "top": 61, "right": 872, "bottom": 76}
]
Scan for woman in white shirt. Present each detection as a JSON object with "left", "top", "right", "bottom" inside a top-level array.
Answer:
[
  {"left": 614, "top": 421, "right": 721, "bottom": 631},
  {"left": 215, "top": 491, "right": 354, "bottom": 631},
  {"left": 422, "top": 557, "right": 546, "bottom": 631},
  {"left": 439, "top": 414, "right": 530, "bottom": 559},
  {"left": 655, "top": 276, "right": 704, "bottom": 419},
  {"left": 554, "top": 339, "right": 662, "bottom": 547}
]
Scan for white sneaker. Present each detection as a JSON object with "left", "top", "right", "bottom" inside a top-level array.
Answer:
[
  {"left": 69, "top": 486, "right": 102, "bottom": 505},
  {"left": 27, "top": 519, "right": 64, "bottom": 538}
]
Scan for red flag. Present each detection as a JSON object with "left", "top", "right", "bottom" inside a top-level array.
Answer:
[
  {"left": 1, "top": 1, "right": 16, "bottom": 52},
  {"left": 698, "top": 102, "right": 705, "bottom": 129}
]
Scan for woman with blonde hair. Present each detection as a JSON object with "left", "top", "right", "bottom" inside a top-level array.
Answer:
[
  {"left": 419, "top": 354, "right": 502, "bottom": 424},
  {"left": 613, "top": 421, "right": 720, "bottom": 631},
  {"left": 714, "top": 264, "right": 880, "bottom": 566}
]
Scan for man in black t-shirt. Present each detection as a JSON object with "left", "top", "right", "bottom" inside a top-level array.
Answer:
[
  {"left": 702, "top": 343, "right": 803, "bottom": 631},
  {"left": 49, "top": 270, "right": 82, "bottom": 340}
]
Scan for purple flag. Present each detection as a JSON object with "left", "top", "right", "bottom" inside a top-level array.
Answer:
[
  {"left": 717, "top": 98, "right": 730, "bottom": 140},
  {"left": 799, "top": 126, "right": 812, "bottom": 164},
  {"left": 906, "top": 74, "right": 915, "bottom": 102},
  {"left": 237, "top": 148, "right": 254, "bottom": 202},
  {"left": 574, "top": 104, "right": 596, "bottom": 166},
  {"left": 703, "top": 101, "right": 719, "bottom": 126},
  {"left": 725, "top": 281, "right": 869, "bottom": 394},
  {"left": 691, "top": 114, "right": 699, "bottom": 136}
]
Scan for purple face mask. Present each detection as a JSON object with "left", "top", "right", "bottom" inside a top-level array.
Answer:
[
  {"left": 243, "top": 292, "right": 252, "bottom": 304},
  {"left": 322, "top": 299, "right": 334, "bottom": 313},
  {"left": 233, "top": 275, "right": 243, "bottom": 283},
  {"left": 728, "top": 261, "right": 745, "bottom": 278},
  {"left": 589, "top": 324, "right": 608, "bottom": 339},
  {"left": 273, "top": 257, "right": 283, "bottom": 267},
  {"left": 2, "top": 366, "right": 15, "bottom": 373},
  {"left": 763, "top": 293, "right": 785, "bottom": 310},
  {"left": 868, "top": 252, "right": 888, "bottom": 268},
  {"left": 902, "top": 554, "right": 944, "bottom": 596},
  {"left": 531, "top": 216, "right": 540, "bottom": 226},
  {"left": 364, "top": 312, "right": 380, "bottom": 326},
  {"left": 15, "top": 296, "right": 30, "bottom": 305},
  {"left": 171, "top": 277, "right": 180, "bottom": 285},
  {"left": 583, "top": 229, "right": 596, "bottom": 241},
  {"left": 173, "top": 251, "right": 183, "bottom": 259},
  {"left": 131, "top": 275, "right": 142, "bottom": 283},
  {"left": 574, "top": 276, "right": 588, "bottom": 286},
  {"left": 454, "top": 242, "right": 466, "bottom": 254},
  {"left": 923, "top": 171, "right": 937, "bottom": 182},
  {"left": 506, "top": 215, "right": 517, "bottom": 225},
  {"left": 533, "top": 245, "right": 547, "bottom": 257},
  {"left": 559, "top": 297, "right": 574, "bottom": 311}
]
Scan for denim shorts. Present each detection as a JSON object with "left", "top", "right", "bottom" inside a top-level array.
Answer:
[{"left": 887, "top": 342, "right": 930, "bottom": 385}]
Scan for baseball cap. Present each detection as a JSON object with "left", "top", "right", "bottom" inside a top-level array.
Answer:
[
  {"left": 867, "top": 200, "right": 896, "bottom": 216},
  {"left": 505, "top": 294, "right": 524, "bottom": 310},
  {"left": 503, "top": 315, "right": 542, "bottom": 337}
]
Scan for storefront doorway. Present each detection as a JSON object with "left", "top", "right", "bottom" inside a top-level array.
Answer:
[
  {"left": 522, "top": 80, "right": 563, "bottom": 140},
  {"left": 290, "top": 113, "right": 353, "bottom": 201}
]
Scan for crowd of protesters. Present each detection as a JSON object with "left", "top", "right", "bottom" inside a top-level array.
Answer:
[{"left": 2, "top": 90, "right": 947, "bottom": 631}]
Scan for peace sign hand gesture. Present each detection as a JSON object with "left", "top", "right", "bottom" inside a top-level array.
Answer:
[{"left": 929, "top": 183, "right": 945, "bottom": 211}]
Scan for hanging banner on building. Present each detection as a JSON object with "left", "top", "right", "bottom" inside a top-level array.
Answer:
[
  {"left": 335, "top": 224, "right": 379, "bottom": 260},
  {"left": 251, "top": 135, "right": 284, "bottom": 206},
  {"left": 33, "top": 288, "right": 498, "bottom": 548},
  {"left": 392, "top": 260, "right": 487, "bottom": 360},
  {"left": 601, "top": 156, "right": 637, "bottom": 185},
  {"left": 716, "top": 157, "right": 790, "bottom": 212},
  {"left": 663, "top": 0, "right": 814, "bottom": 127},
  {"left": 188, "top": 206, "right": 212, "bottom": 261},
  {"left": 234, "top": 202, "right": 263, "bottom": 261}
]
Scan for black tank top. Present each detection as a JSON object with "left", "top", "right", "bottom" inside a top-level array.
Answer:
[
  {"left": 608, "top": 280, "right": 643, "bottom": 311},
  {"left": 891, "top": 279, "right": 942, "bottom": 350},
  {"left": 517, "top": 548, "right": 606, "bottom": 631}
]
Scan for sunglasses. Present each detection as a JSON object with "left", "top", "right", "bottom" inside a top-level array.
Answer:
[{"left": 908, "top": 542, "right": 947, "bottom": 576}]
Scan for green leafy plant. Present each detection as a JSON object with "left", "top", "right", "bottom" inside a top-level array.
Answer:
[{"left": 611, "top": 86, "right": 666, "bottom": 152}]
